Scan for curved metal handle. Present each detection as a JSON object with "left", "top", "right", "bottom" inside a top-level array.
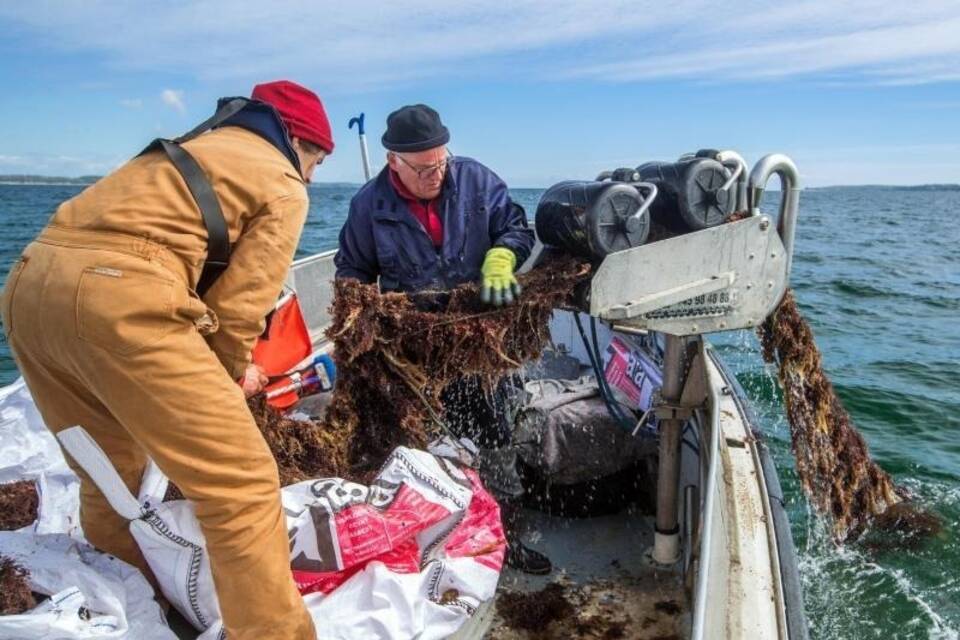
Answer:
[
  {"left": 625, "top": 182, "right": 658, "bottom": 233},
  {"left": 595, "top": 170, "right": 613, "bottom": 181},
  {"left": 348, "top": 113, "right": 366, "bottom": 135},
  {"left": 719, "top": 162, "right": 741, "bottom": 191},
  {"left": 716, "top": 150, "right": 748, "bottom": 212},
  {"left": 748, "top": 153, "right": 801, "bottom": 277}
]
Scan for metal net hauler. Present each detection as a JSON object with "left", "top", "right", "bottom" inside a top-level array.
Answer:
[{"left": 535, "top": 149, "right": 749, "bottom": 261}]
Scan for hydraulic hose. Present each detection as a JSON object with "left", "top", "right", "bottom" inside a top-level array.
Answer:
[
  {"left": 571, "top": 312, "right": 640, "bottom": 434},
  {"left": 589, "top": 316, "right": 640, "bottom": 430}
]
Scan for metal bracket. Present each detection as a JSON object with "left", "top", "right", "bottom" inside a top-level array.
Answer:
[
  {"left": 590, "top": 214, "right": 789, "bottom": 335},
  {"left": 605, "top": 272, "right": 735, "bottom": 320},
  {"left": 655, "top": 404, "right": 696, "bottom": 420},
  {"left": 587, "top": 152, "right": 800, "bottom": 337},
  {"left": 648, "top": 389, "right": 704, "bottom": 421}
]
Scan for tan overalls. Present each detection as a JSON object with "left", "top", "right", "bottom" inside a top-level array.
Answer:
[{"left": 1, "top": 126, "right": 315, "bottom": 639}]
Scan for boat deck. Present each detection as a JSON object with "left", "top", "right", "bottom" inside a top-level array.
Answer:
[{"left": 465, "top": 507, "right": 689, "bottom": 639}]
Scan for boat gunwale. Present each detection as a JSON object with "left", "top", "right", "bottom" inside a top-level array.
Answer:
[{"left": 709, "top": 350, "right": 809, "bottom": 640}]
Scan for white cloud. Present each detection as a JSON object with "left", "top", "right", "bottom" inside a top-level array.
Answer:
[
  {"left": 160, "top": 89, "right": 185, "bottom": 114},
  {"left": 0, "top": 2, "right": 957, "bottom": 89},
  {"left": 119, "top": 98, "right": 143, "bottom": 109},
  {"left": 0, "top": 152, "right": 124, "bottom": 176},
  {"left": 565, "top": 12, "right": 960, "bottom": 84}
]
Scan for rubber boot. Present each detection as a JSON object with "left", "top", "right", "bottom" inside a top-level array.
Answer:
[
  {"left": 501, "top": 499, "right": 553, "bottom": 575},
  {"left": 476, "top": 446, "right": 552, "bottom": 575}
]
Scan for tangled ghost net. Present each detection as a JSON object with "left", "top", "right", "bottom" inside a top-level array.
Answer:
[
  {"left": 253, "top": 254, "right": 591, "bottom": 485},
  {"left": 759, "top": 290, "right": 940, "bottom": 543}
]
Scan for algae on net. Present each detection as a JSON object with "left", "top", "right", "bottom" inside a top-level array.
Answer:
[
  {"left": 252, "top": 254, "right": 591, "bottom": 485},
  {"left": 759, "top": 289, "right": 940, "bottom": 542}
]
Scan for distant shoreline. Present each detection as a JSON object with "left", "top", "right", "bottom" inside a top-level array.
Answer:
[
  {"left": 1, "top": 176, "right": 958, "bottom": 191},
  {"left": 0, "top": 181, "right": 95, "bottom": 186},
  {"left": 0, "top": 178, "right": 363, "bottom": 188}
]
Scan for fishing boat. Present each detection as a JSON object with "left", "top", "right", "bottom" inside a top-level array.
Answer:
[
  {"left": 279, "top": 152, "right": 809, "bottom": 639},
  {"left": 0, "top": 151, "right": 808, "bottom": 639}
]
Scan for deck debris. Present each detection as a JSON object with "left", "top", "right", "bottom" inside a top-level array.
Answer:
[
  {"left": 492, "top": 578, "right": 681, "bottom": 639},
  {"left": 759, "top": 290, "right": 941, "bottom": 542},
  {"left": 497, "top": 582, "right": 574, "bottom": 634},
  {"left": 252, "top": 254, "right": 591, "bottom": 483},
  {"left": 0, "top": 481, "right": 38, "bottom": 531},
  {"left": 0, "top": 557, "right": 36, "bottom": 615}
]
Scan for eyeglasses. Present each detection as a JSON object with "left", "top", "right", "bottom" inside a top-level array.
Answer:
[{"left": 393, "top": 151, "right": 453, "bottom": 181}]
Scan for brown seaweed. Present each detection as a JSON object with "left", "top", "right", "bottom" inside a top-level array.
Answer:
[
  {"left": 492, "top": 578, "right": 676, "bottom": 639},
  {"left": 497, "top": 582, "right": 575, "bottom": 635},
  {"left": 252, "top": 254, "right": 591, "bottom": 484},
  {"left": 0, "top": 481, "right": 38, "bottom": 531},
  {"left": 0, "top": 557, "right": 36, "bottom": 615},
  {"left": 759, "top": 289, "right": 940, "bottom": 542}
]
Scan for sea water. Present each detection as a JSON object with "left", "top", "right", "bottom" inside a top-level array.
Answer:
[{"left": 1, "top": 182, "right": 958, "bottom": 639}]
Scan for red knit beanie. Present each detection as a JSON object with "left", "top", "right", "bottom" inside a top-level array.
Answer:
[{"left": 251, "top": 80, "right": 334, "bottom": 154}]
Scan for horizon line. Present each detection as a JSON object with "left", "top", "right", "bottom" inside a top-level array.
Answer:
[{"left": 1, "top": 175, "right": 958, "bottom": 191}]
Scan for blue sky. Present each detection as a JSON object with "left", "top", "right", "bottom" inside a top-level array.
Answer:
[{"left": 0, "top": 1, "right": 958, "bottom": 187}]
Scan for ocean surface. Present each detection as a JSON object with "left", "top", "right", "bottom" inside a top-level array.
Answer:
[{"left": 1, "top": 183, "right": 958, "bottom": 638}]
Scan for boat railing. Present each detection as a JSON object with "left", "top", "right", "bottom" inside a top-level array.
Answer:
[
  {"left": 690, "top": 346, "right": 725, "bottom": 639},
  {"left": 288, "top": 249, "right": 337, "bottom": 345}
]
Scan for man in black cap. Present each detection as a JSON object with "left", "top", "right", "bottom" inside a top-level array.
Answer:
[
  {"left": 334, "top": 104, "right": 550, "bottom": 574},
  {"left": 336, "top": 104, "right": 532, "bottom": 304}
]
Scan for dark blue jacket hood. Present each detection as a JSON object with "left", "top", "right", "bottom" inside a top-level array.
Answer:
[{"left": 216, "top": 97, "right": 301, "bottom": 175}]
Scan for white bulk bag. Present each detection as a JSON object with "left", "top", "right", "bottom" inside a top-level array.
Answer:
[
  {"left": 0, "top": 531, "right": 174, "bottom": 640},
  {"left": 55, "top": 426, "right": 224, "bottom": 638},
  {"left": 56, "top": 425, "right": 505, "bottom": 640},
  {"left": 0, "top": 377, "right": 81, "bottom": 536}
]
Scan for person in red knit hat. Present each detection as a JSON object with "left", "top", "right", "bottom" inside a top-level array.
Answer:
[
  {"left": 251, "top": 80, "right": 334, "bottom": 182},
  {"left": 2, "top": 80, "right": 333, "bottom": 639}
]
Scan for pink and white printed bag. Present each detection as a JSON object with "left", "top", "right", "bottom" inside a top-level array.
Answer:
[{"left": 56, "top": 426, "right": 505, "bottom": 640}]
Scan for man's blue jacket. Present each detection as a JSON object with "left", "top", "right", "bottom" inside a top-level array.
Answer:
[{"left": 334, "top": 157, "right": 535, "bottom": 293}]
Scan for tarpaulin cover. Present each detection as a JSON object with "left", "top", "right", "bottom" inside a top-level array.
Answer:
[{"left": 516, "top": 376, "right": 655, "bottom": 484}]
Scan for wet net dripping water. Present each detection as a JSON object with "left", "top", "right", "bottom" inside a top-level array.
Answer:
[
  {"left": 251, "top": 254, "right": 592, "bottom": 485},
  {"left": 759, "top": 290, "right": 942, "bottom": 543}
]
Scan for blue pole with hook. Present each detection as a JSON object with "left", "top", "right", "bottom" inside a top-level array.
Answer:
[{"left": 348, "top": 113, "right": 372, "bottom": 181}]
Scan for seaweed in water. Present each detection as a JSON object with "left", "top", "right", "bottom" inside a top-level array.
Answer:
[
  {"left": 759, "top": 289, "right": 941, "bottom": 542},
  {"left": 252, "top": 254, "right": 591, "bottom": 484},
  {"left": 0, "top": 481, "right": 39, "bottom": 531},
  {"left": 0, "top": 557, "right": 36, "bottom": 615}
]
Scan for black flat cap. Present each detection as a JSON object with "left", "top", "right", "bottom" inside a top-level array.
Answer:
[{"left": 382, "top": 104, "right": 450, "bottom": 152}]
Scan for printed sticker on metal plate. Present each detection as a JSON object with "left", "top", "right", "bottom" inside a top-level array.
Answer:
[{"left": 643, "top": 288, "right": 738, "bottom": 320}]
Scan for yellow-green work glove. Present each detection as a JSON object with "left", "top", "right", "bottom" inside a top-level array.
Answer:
[{"left": 480, "top": 247, "right": 521, "bottom": 307}]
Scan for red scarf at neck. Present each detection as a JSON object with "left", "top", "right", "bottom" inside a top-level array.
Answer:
[{"left": 389, "top": 170, "right": 443, "bottom": 248}]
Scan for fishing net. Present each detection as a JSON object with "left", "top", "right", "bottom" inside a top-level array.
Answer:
[
  {"left": 249, "top": 215, "right": 938, "bottom": 544},
  {"left": 253, "top": 253, "right": 591, "bottom": 485},
  {"left": 759, "top": 290, "right": 940, "bottom": 542}
]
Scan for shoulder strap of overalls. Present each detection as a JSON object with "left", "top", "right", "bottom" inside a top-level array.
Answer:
[{"left": 138, "top": 97, "right": 249, "bottom": 296}]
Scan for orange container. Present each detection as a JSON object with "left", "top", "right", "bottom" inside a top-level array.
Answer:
[{"left": 252, "top": 292, "right": 313, "bottom": 378}]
